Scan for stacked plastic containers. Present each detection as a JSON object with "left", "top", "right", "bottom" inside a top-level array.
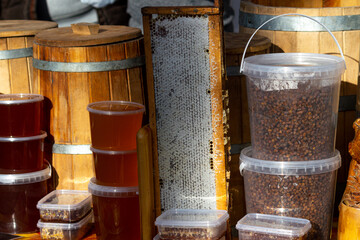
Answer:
[
  {"left": 87, "top": 101, "right": 145, "bottom": 240},
  {"left": 239, "top": 52, "right": 346, "bottom": 239},
  {"left": 37, "top": 190, "right": 93, "bottom": 240},
  {"left": 0, "top": 94, "right": 51, "bottom": 233},
  {"left": 155, "top": 209, "right": 229, "bottom": 240}
]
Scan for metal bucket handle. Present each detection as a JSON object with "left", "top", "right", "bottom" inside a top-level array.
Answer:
[{"left": 239, "top": 13, "right": 346, "bottom": 73}]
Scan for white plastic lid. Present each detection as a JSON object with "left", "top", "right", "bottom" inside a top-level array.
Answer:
[
  {"left": 155, "top": 209, "right": 229, "bottom": 228},
  {"left": 240, "top": 147, "right": 341, "bottom": 176},
  {"left": 37, "top": 209, "right": 93, "bottom": 230},
  {"left": 0, "top": 160, "right": 51, "bottom": 185},
  {"left": 90, "top": 146, "right": 137, "bottom": 155},
  {"left": 87, "top": 101, "right": 145, "bottom": 116},
  {"left": 88, "top": 177, "right": 138, "bottom": 197},
  {"left": 0, "top": 131, "right": 47, "bottom": 142},
  {"left": 0, "top": 93, "right": 44, "bottom": 104},
  {"left": 236, "top": 213, "right": 311, "bottom": 237},
  {"left": 243, "top": 53, "right": 345, "bottom": 80},
  {"left": 37, "top": 190, "right": 92, "bottom": 211}
]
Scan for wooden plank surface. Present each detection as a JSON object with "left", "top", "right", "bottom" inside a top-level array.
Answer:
[
  {"left": 0, "top": 20, "right": 57, "bottom": 37},
  {"left": 0, "top": 38, "right": 10, "bottom": 94}
]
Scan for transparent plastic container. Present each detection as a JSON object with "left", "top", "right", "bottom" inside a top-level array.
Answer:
[
  {"left": 0, "top": 131, "right": 47, "bottom": 173},
  {"left": 243, "top": 53, "right": 345, "bottom": 161},
  {"left": 87, "top": 101, "right": 145, "bottom": 151},
  {"left": 240, "top": 146, "right": 341, "bottom": 240},
  {"left": 37, "top": 190, "right": 92, "bottom": 223},
  {"left": 88, "top": 177, "right": 140, "bottom": 240},
  {"left": 0, "top": 161, "right": 51, "bottom": 234},
  {"left": 0, "top": 94, "right": 43, "bottom": 137},
  {"left": 91, "top": 147, "right": 138, "bottom": 186},
  {"left": 155, "top": 209, "right": 229, "bottom": 240},
  {"left": 37, "top": 209, "right": 93, "bottom": 240},
  {"left": 236, "top": 213, "right": 311, "bottom": 240}
]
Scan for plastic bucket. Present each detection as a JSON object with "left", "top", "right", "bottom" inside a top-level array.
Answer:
[
  {"left": 0, "top": 161, "right": 51, "bottom": 233},
  {"left": 0, "top": 94, "right": 43, "bottom": 137},
  {"left": 88, "top": 178, "right": 140, "bottom": 240},
  {"left": 240, "top": 146, "right": 341, "bottom": 239},
  {"left": 87, "top": 101, "right": 145, "bottom": 151},
  {"left": 91, "top": 147, "right": 138, "bottom": 187},
  {"left": 240, "top": 14, "right": 346, "bottom": 161},
  {"left": 0, "top": 131, "right": 47, "bottom": 173}
]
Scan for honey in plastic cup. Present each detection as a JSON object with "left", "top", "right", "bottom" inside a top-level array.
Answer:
[
  {"left": 0, "top": 94, "right": 43, "bottom": 137},
  {"left": 0, "top": 131, "right": 47, "bottom": 173},
  {"left": 0, "top": 161, "right": 51, "bottom": 234},
  {"left": 88, "top": 178, "right": 141, "bottom": 240},
  {"left": 91, "top": 147, "right": 138, "bottom": 187},
  {"left": 87, "top": 101, "right": 145, "bottom": 151}
]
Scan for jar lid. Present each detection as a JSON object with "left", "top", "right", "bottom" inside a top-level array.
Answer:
[
  {"left": 88, "top": 177, "right": 138, "bottom": 197},
  {"left": 236, "top": 213, "right": 311, "bottom": 237},
  {"left": 0, "top": 160, "right": 51, "bottom": 185},
  {"left": 0, "top": 94, "right": 44, "bottom": 105},
  {"left": 240, "top": 146, "right": 341, "bottom": 175},
  {"left": 155, "top": 209, "right": 229, "bottom": 228},
  {"left": 0, "top": 20, "right": 57, "bottom": 37},
  {"left": 87, "top": 101, "right": 145, "bottom": 116},
  {"left": 34, "top": 25, "right": 142, "bottom": 47},
  {"left": 243, "top": 53, "right": 345, "bottom": 80},
  {"left": 0, "top": 131, "right": 47, "bottom": 142}
]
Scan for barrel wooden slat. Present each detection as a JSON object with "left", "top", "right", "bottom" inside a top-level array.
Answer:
[
  {"left": 0, "top": 38, "right": 10, "bottom": 94},
  {"left": 87, "top": 46, "right": 111, "bottom": 103},
  {"left": 107, "top": 42, "right": 129, "bottom": 101},
  {"left": 126, "top": 39, "right": 144, "bottom": 104},
  {"left": 26, "top": 37, "right": 34, "bottom": 92},
  {"left": 8, "top": 37, "right": 29, "bottom": 93}
]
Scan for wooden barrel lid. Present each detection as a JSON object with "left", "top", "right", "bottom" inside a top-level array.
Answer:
[
  {"left": 225, "top": 32, "right": 271, "bottom": 54},
  {"left": 35, "top": 24, "right": 142, "bottom": 47},
  {"left": 0, "top": 20, "right": 58, "bottom": 38}
]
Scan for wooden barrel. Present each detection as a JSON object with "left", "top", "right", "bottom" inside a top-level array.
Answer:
[
  {"left": 33, "top": 23, "right": 146, "bottom": 190},
  {"left": 224, "top": 32, "right": 271, "bottom": 227},
  {"left": 249, "top": 0, "right": 360, "bottom": 8},
  {"left": 0, "top": 20, "right": 57, "bottom": 94},
  {"left": 248, "top": 0, "right": 360, "bottom": 8},
  {"left": 239, "top": 0, "right": 360, "bottom": 193}
]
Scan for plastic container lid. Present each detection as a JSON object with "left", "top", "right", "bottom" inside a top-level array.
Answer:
[
  {"left": 87, "top": 101, "right": 145, "bottom": 116},
  {"left": 243, "top": 53, "right": 346, "bottom": 80},
  {"left": 155, "top": 209, "right": 229, "bottom": 228},
  {"left": 0, "top": 93, "right": 44, "bottom": 104},
  {"left": 90, "top": 146, "right": 137, "bottom": 155},
  {"left": 37, "top": 190, "right": 92, "bottom": 212},
  {"left": 37, "top": 209, "right": 93, "bottom": 230},
  {"left": 153, "top": 234, "right": 160, "bottom": 240},
  {"left": 0, "top": 160, "right": 51, "bottom": 185},
  {"left": 0, "top": 131, "right": 47, "bottom": 142},
  {"left": 240, "top": 146, "right": 341, "bottom": 176},
  {"left": 88, "top": 177, "right": 138, "bottom": 197},
  {"left": 236, "top": 213, "right": 311, "bottom": 237}
]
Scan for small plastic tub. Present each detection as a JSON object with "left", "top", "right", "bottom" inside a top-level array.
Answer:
[
  {"left": 155, "top": 209, "right": 229, "bottom": 240},
  {"left": 87, "top": 101, "right": 145, "bottom": 151},
  {"left": 0, "top": 94, "right": 43, "bottom": 137},
  {"left": 240, "top": 146, "right": 341, "bottom": 239},
  {"left": 37, "top": 209, "right": 93, "bottom": 240},
  {"left": 37, "top": 190, "right": 92, "bottom": 223},
  {"left": 243, "top": 53, "right": 345, "bottom": 161},
  {"left": 0, "top": 131, "right": 47, "bottom": 173},
  {"left": 88, "top": 177, "right": 140, "bottom": 240},
  {"left": 236, "top": 213, "right": 311, "bottom": 240},
  {"left": 0, "top": 160, "right": 51, "bottom": 234},
  {"left": 91, "top": 147, "right": 138, "bottom": 186}
]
